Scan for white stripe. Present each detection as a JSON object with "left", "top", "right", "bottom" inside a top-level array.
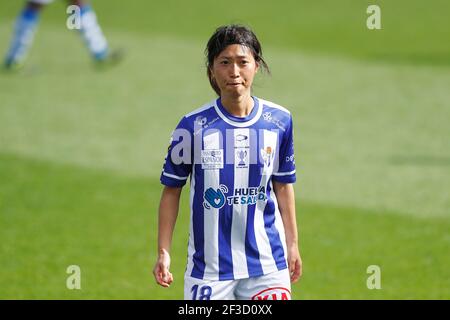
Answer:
[
  {"left": 185, "top": 101, "right": 216, "bottom": 118},
  {"left": 272, "top": 169, "right": 296, "bottom": 176},
  {"left": 185, "top": 165, "right": 196, "bottom": 277},
  {"left": 214, "top": 98, "right": 262, "bottom": 128},
  {"left": 255, "top": 129, "right": 279, "bottom": 273},
  {"left": 258, "top": 98, "right": 291, "bottom": 115},
  {"left": 231, "top": 128, "right": 250, "bottom": 279},
  {"left": 202, "top": 131, "right": 220, "bottom": 280},
  {"left": 162, "top": 171, "right": 189, "bottom": 180}
]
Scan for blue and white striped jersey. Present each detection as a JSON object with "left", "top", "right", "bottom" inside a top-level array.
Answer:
[{"left": 160, "top": 96, "right": 296, "bottom": 281}]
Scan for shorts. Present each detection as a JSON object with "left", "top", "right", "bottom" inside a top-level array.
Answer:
[{"left": 184, "top": 269, "right": 291, "bottom": 300}]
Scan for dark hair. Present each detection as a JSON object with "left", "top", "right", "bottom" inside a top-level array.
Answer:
[{"left": 205, "top": 24, "right": 270, "bottom": 96}]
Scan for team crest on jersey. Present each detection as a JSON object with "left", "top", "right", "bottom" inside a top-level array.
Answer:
[
  {"left": 251, "top": 287, "right": 291, "bottom": 300},
  {"left": 260, "top": 146, "right": 275, "bottom": 167}
]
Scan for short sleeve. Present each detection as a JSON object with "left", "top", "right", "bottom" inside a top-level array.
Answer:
[
  {"left": 272, "top": 115, "right": 296, "bottom": 184},
  {"left": 160, "top": 117, "right": 193, "bottom": 187}
]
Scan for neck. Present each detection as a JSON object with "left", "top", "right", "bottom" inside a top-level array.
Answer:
[{"left": 221, "top": 93, "right": 254, "bottom": 117}]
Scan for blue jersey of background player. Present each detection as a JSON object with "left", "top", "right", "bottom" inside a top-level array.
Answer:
[
  {"left": 3, "top": 0, "right": 121, "bottom": 70},
  {"left": 153, "top": 24, "right": 302, "bottom": 300}
]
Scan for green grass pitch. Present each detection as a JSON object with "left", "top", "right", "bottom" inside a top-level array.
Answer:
[{"left": 0, "top": 0, "right": 449, "bottom": 299}]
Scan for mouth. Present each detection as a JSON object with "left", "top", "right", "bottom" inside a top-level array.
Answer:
[{"left": 227, "top": 82, "right": 242, "bottom": 87}]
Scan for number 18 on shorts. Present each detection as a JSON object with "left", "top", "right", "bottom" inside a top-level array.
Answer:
[{"left": 185, "top": 269, "right": 291, "bottom": 300}]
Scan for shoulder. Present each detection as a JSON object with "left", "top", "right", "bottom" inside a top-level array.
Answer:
[
  {"left": 257, "top": 97, "right": 294, "bottom": 131},
  {"left": 175, "top": 99, "right": 217, "bottom": 131},
  {"left": 184, "top": 99, "right": 217, "bottom": 120},
  {"left": 258, "top": 98, "right": 292, "bottom": 116}
]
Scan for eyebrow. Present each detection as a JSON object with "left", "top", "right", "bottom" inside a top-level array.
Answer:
[{"left": 218, "top": 55, "right": 250, "bottom": 60}]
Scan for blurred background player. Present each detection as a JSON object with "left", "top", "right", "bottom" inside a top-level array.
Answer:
[{"left": 3, "top": 0, "right": 121, "bottom": 70}]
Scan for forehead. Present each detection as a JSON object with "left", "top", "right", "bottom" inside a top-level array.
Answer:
[{"left": 217, "top": 44, "right": 254, "bottom": 59}]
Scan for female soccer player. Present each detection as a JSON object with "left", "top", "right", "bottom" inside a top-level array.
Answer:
[{"left": 153, "top": 24, "right": 302, "bottom": 300}]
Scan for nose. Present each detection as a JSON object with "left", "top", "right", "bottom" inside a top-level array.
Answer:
[{"left": 229, "top": 63, "right": 239, "bottom": 78}]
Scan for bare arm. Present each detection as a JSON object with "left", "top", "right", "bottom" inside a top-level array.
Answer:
[
  {"left": 153, "top": 186, "right": 182, "bottom": 287},
  {"left": 273, "top": 181, "right": 302, "bottom": 283}
]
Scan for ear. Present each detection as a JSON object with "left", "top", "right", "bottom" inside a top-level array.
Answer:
[
  {"left": 255, "top": 61, "right": 260, "bottom": 73},
  {"left": 207, "top": 66, "right": 214, "bottom": 79}
]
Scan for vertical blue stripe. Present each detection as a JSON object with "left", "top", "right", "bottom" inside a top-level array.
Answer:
[
  {"left": 263, "top": 183, "right": 287, "bottom": 270},
  {"left": 218, "top": 162, "right": 234, "bottom": 280},
  {"left": 191, "top": 164, "right": 205, "bottom": 278}
]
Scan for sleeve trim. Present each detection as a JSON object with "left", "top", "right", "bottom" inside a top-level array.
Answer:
[
  {"left": 272, "top": 169, "right": 296, "bottom": 176},
  {"left": 162, "top": 171, "right": 189, "bottom": 180}
]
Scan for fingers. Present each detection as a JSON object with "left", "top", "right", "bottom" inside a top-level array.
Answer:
[
  {"left": 289, "top": 258, "right": 302, "bottom": 283},
  {"left": 153, "top": 262, "right": 173, "bottom": 288},
  {"left": 298, "top": 258, "right": 303, "bottom": 278},
  {"left": 153, "top": 248, "right": 173, "bottom": 287},
  {"left": 161, "top": 267, "right": 174, "bottom": 286}
]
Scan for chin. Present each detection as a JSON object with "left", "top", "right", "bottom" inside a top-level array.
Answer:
[{"left": 226, "top": 87, "right": 247, "bottom": 96}]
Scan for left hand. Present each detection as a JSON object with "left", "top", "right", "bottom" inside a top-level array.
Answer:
[
  {"left": 287, "top": 243, "right": 302, "bottom": 283},
  {"left": 153, "top": 248, "right": 174, "bottom": 288}
]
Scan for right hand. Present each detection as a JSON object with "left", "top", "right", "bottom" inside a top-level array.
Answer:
[{"left": 153, "top": 248, "right": 173, "bottom": 287}]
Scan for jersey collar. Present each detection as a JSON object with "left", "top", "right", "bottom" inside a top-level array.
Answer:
[{"left": 214, "top": 96, "right": 262, "bottom": 127}]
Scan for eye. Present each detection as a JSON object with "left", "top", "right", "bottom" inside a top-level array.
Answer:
[
  {"left": 241, "top": 60, "right": 249, "bottom": 65},
  {"left": 220, "top": 60, "right": 229, "bottom": 65}
]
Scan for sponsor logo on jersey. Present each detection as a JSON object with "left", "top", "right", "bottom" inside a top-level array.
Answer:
[
  {"left": 251, "top": 287, "right": 291, "bottom": 300},
  {"left": 235, "top": 134, "right": 248, "bottom": 142},
  {"left": 195, "top": 116, "right": 207, "bottom": 126},
  {"left": 263, "top": 112, "right": 272, "bottom": 121},
  {"left": 204, "top": 185, "right": 228, "bottom": 209},
  {"left": 285, "top": 154, "right": 295, "bottom": 163},
  {"left": 235, "top": 133, "right": 249, "bottom": 168},
  {"left": 236, "top": 149, "right": 248, "bottom": 168},
  {"left": 201, "top": 149, "right": 223, "bottom": 169},
  {"left": 226, "top": 186, "right": 267, "bottom": 205},
  {"left": 203, "top": 185, "right": 267, "bottom": 209},
  {"left": 262, "top": 111, "right": 286, "bottom": 131},
  {"left": 194, "top": 116, "right": 220, "bottom": 136}
]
